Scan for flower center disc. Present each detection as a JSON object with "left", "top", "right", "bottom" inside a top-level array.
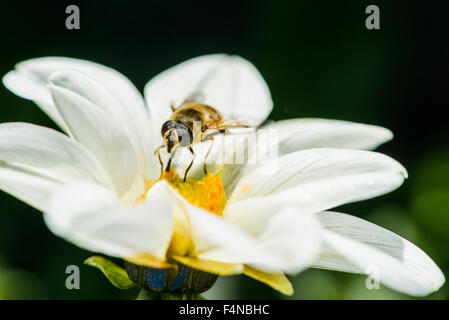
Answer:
[{"left": 161, "top": 168, "right": 226, "bottom": 216}]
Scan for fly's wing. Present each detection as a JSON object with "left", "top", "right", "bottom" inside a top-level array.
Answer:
[
  {"left": 202, "top": 112, "right": 261, "bottom": 141},
  {"left": 202, "top": 126, "right": 256, "bottom": 141}
]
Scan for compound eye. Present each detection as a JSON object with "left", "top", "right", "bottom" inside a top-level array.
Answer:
[
  {"left": 161, "top": 120, "right": 177, "bottom": 137},
  {"left": 176, "top": 127, "right": 193, "bottom": 147}
]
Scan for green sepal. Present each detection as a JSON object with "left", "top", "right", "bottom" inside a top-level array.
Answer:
[{"left": 84, "top": 256, "right": 136, "bottom": 290}]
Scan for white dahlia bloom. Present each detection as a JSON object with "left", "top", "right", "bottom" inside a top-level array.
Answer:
[{"left": 0, "top": 54, "right": 444, "bottom": 296}]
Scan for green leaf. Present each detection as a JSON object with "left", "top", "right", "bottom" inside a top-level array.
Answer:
[{"left": 84, "top": 256, "right": 136, "bottom": 290}]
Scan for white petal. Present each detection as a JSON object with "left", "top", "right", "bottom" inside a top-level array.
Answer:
[
  {"left": 220, "top": 119, "right": 393, "bottom": 195},
  {"left": 185, "top": 204, "right": 274, "bottom": 266},
  {"left": 196, "top": 118, "right": 393, "bottom": 197},
  {"left": 48, "top": 70, "right": 159, "bottom": 181},
  {"left": 188, "top": 204, "right": 320, "bottom": 274},
  {"left": 144, "top": 54, "right": 273, "bottom": 141},
  {"left": 0, "top": 122, "right": 113, "bottom": 189},
  {"left": 44, "top": 182, "right": 175, "bottom": 260},
  {"left": 225, "top": 149, "right": 407, "bottom": 233},
  {"left": 313, "top": 211, "right": 445, "bottom": 296},
  {"left": 263, "top": 118, "right": 393, "bottom": 154},
  {"left": 2, "top": 58, "right": 157, "bottom": 181},
  {"left": 0, "top": 164, "right": 61, "bottom": 211},
  {"left": 2, "top": 57, "right": 149, "bottom": 135},
  {"left": 3, "top": 68, "right": 69, "bottom": 132},
  {"left": 48, "top": 83, "right": 145, "bottom": 204},
  {"left": 245, "top": 207, "right": 321, "bottom": 274}
]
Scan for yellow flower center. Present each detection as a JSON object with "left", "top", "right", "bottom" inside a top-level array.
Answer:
[
  {"left": 136, "top": 167, "right": 226, "bottom": 216},
  {"left": 161, "top": 168, "right": 226, "bottom": 216}
]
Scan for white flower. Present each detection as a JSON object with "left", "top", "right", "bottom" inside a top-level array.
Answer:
[{"left": 0, "top": 54, "right": 444, "bottom": 296}]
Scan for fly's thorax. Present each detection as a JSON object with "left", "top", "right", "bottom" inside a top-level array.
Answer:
[{"left": 170, "top": 103, "right": 223, "bottom": 131}]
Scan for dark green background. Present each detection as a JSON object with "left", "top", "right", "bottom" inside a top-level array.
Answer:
[{"left": 0, "top": 0, "right": 448, "bottom": 299}]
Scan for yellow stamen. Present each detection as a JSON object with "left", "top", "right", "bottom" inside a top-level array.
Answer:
[{"left": 161, "top": 167, "right": 226, "bottom": 216}]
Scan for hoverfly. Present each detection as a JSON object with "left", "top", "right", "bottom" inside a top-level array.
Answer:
[{"left": 155, "top": 101, "right": 253, "bottom": 181}]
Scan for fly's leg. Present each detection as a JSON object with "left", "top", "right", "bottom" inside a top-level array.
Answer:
[
  {"left": 203, "top": 137, "right": 214, "bottom": 175},
  {"left": 201, "top": 128, "right": 228, "bottom": 175},
  {"left": 166, "top": 151, "right": 176, "bottom": 172},
  {"left": 154, "top": 145, "right": 165, "bottom": 177},
  {"left": 183, "top": 147, "right": 195, "bottom": 182}
]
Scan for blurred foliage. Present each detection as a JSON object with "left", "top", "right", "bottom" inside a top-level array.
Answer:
[{"left": 0, "top": 0, "right": 448, "bottom": 299}]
